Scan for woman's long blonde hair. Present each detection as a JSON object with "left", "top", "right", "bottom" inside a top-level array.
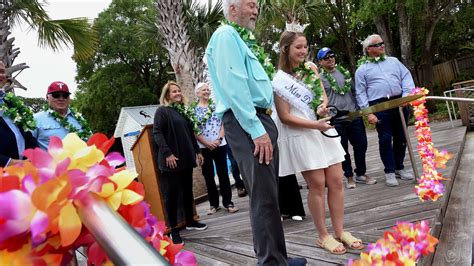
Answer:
[
  {"left": 159, "top": 81, "right": 188, "bottom": 106},
  {"left": 278, "top": 31, "right": 306, "bottom": 74}
]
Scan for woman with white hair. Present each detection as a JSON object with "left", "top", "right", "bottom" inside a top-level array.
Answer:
[{"left": 192, "top": 82, "right": 239, "bottom": 215}]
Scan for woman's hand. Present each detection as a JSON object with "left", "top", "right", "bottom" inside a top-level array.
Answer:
[
  {"left": 196, "top": 153, "right": 204, "bottom": 166},
  {"left": 312, "top": 117, "right": 333, "bottom": 131},
  {"left": 166, "top": 154, "right": 179, "bottom": 169},
  {"left": 206, "top": 140, "right": 217, "bottom": 150},
  {"left": 316, "top": 104, "right": 329, "bottom": 116}
]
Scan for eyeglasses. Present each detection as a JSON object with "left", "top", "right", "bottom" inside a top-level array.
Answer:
[
  {"left": 368, "top": 42, "right": 384, "bottom": 48},
  {"left": 322, "top": 54, "right": 335, "bottom": 61},
  {"left": 50, "top": 92, "right": 70, "bottom": 99}
]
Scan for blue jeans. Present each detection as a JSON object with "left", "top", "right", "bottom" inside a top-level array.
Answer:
[
  {"left": 370, "top": 97, "right": 409, "bottom": 173},
  {"left": 334, "top": 117, "right": 367, "bottom": 178}
]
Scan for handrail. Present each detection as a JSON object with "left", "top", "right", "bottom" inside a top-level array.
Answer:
[
  {"left": 76, "top": 193, "right": 170, "bottom": 265},
  {"left": 402, "top": 95, "right": 474, "bottom": 182},
  {"left": 442, "top": 89, "right": 474, "bottom": 127}
]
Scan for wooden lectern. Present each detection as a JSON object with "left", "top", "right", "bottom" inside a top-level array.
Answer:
[{"left": 131, "top": 125, "right": 194, "bottom": 230}]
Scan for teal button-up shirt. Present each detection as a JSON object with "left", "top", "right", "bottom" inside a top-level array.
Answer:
[
  {"left": 33, "top": 108, "right": 83, "bottom": 150},
  {"left": 206, "top": 25, "right": 273, "bottom": 139}
]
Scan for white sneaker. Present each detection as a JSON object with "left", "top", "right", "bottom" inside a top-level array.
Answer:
[
  {"left": 291, "top": 215, "right": 303, "bottom": 221},
  {"left": 385, "top": 173, "right": 399, "bottom": 187},
  {"left": 395, "top": 169, "right": 414, "bottom": 180}
]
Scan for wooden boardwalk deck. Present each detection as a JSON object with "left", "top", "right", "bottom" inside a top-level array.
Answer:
[{"left": 181, "top": 120, "right": 468, "bottom": 265}]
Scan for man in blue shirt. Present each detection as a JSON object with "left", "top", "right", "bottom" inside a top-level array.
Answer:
[
  {"left": 33, "top": 81, "right": 87, "bottom": 150},
  {"left": 355, "top": 34, "right": 415, "bottom": 187},
  {"left": 0, "top": 61, "right": 38, "bottom": 167},
  {"left": 206, "top": 0, "right": 306, "bottom": 265}
]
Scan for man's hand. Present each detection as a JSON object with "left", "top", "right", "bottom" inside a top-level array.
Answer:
[
  {"left": 166, "top": 154, "right": 179, "bottom": 169},
  {"left": 367, "top": 113, "right": 379, "bottom": 125},
  {"left": 253, "top": 133, "right": 273, "bottom": 165},
  {"left": 196, "top": 153, "right": 204, "bottom": 167}
]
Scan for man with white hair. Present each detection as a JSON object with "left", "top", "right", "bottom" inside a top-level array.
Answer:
[
  {"left": 206, "top": 0, "right": 306, "bottom": 265},
  {"left": 355, "top": 34, "right": 415, "bottom": 187}
]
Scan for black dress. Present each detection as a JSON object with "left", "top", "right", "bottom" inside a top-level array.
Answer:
[{"left": 278, "top": 174, "right": 306, "bottom": 218}]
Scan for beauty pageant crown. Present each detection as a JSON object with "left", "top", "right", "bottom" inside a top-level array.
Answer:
[{"left": 285, "top": 21, "right": 310, "bottom": 33}]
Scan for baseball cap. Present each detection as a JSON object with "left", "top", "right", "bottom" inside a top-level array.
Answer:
[
  {"left": 317, "top": 47, "right": 335, "bottom": 61},
  {"left": 47, "top": 81, "right": 70, "bottom": 94}
]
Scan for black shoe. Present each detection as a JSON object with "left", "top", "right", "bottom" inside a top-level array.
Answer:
[
  {"left": 170, "top": 230, "right": 184, "bottom": 245},
  {"left": 237, "top": 188, "right": 247, "bottom": 197},
  {"left": 288, "top": 257, "right": 307, "bottom": 266},
  {"left": 186, "top": 221, "right": 208, "bottom": 231}
]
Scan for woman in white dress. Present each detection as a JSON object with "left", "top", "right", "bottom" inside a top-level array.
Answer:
[{"left": 272, "top": 30, "right": 364, "bottom": 254}]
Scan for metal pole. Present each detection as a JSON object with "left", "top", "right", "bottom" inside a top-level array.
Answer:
[
  {"left": 443, "top": 91, "right": 454, "bottom": 128},
  {"left": 399, "top": 106, "right": 420, "bottom": 182},
  {"left": 425, "top": 96, "right": 474, "bottom": 103},
  {"left": 76, "top": 193, "right": 170, "bottom": 265}
]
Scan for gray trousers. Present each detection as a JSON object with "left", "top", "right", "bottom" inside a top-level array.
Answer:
[{"left": 223, "top": 111, "right": 288, "bottom": 265}]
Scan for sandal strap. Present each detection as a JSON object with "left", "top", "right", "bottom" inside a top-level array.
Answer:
[
  {"left": 321, "top": 236, "right": 344, "bottom": 252},
  {"left": 340, "top": 231, "right": 361, "bottom": 245}
]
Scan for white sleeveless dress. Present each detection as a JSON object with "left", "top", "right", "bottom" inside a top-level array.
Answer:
[{"left": 275, "top": 106, "right": 346, "bottom": 176}]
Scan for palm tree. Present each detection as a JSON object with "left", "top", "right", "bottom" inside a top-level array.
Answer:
[
  {"left": 155, "top": 0, "right": 222, "bottom": 100},
  {"left": 0, "top": 0, "right": 96, "bottom": 90}
]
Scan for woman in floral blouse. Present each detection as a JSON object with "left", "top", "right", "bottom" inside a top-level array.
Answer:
[{"left": 193, "top": 82, "right": 238, "bottom": 215}]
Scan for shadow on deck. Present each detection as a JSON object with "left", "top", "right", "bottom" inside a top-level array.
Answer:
[{"left": 182, "top": 120, "right": 469, "bottom": 265}]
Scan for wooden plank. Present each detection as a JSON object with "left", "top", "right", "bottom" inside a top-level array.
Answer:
[
  {"left": 175, "top": 121, "right": 467, "bottom": 265},
  {"left": 432, "top": 132, "right": 474, "bottom": 266}
]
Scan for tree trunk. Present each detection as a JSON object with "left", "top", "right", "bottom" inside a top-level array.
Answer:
[
  {"left": 373, "top": 16, "right": 396, "bottom": 57},
  {"left": 396, "top": 0, "right": 417, "bottom": 84},
  {"left": 419, "top": 0, "right": 456, "bottom": 92},
  {"left": 155, "top": 0, "right": 205, "bottom": 101},
  {"left": 0, "top": 10, "right": 29, "bottom": 90}
]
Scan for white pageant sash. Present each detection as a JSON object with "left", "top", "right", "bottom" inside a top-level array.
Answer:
[{"left": 271, "top": 70, "right": 317, "bottom": 120}]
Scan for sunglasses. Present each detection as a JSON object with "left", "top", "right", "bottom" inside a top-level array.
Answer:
[
  {"left": 368, "top": 42, "right": 384, "bottom": 48},
  {"left": 322, "top": 54, "right": 335, "bottom": 61},
  {"left": 50, "top": 92, "right": 70, "bottom": 99}
]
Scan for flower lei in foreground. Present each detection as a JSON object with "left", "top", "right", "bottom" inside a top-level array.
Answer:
[
  {"left": 221, "top": 19, "right": 276, "bottom": 78},
  {"left": 0, "top": 92, "right": 36, "bottom": 131},
  {"left": 410, "top": 87, "right": 452, "bottom": 201},
  {"left": 349, "top": 220, "right": 438, "bottom": 265},
  {"left": 293, "top": 62, "right": 324, "bottom": 110},
  {"left": 0, "top": 133, "right": 196, "bottom": 265},
  {"left": 357, "top": 54, "right": 386, "bottom": 67},
  {"left": 170, "top": 103, "right": 201, "bottom": 134},
  {"left": 320, "top": 65, "right": 352, "bottom": 95},
  {"left": 45, "top": 107, "right": 92, "bottom": 140},
  {"left": 189, "top": 98, "right": 215, "bottom": 132}
]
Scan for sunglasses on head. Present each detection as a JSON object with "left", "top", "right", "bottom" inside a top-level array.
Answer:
[
  {"left": 50, "top": 92, "right": 70, "bottom": 99},
  {"left": 322, "top": 54, "right": 335, "bottom": 61},
  {"left": 368, "top": 42, "right": 384, "bottom": 48}
]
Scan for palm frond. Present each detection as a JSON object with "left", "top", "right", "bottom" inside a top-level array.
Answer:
[
  {"left": 4, "top": 0, "right": 49, "bottom": 28},
  {"left": 36, "top": 18, "right": 98, "bottom": 61}
]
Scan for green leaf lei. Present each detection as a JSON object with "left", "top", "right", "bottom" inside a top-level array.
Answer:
[
  {"left": 45, "top": 107, "right": 92, "bottom": 140},
  {"left": 221, "top": 19, "right": 276, "bottom": 79},
  {"left": 189, "top": 98, "right": 215, "bottom": 131},
  {"left": 0, "top": 92, "right": 36, "bottom": 131},
  {"left": 293, "top": 63, "right": 324, "bottom": 110},
  {"left": 320, "top": 65, "right": 352, "bottom": 95},
  {"left": 357, "top": 55, "right": 386, "bottom": 67},
  {"left": 169, "top": 103, "right": 201, "bottom": 135}
]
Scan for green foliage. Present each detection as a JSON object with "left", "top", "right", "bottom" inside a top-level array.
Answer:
[
  {"left": 74, "top": 0, "right": 173, "bottom": 135},
  {"left": 3, "top": 0, "right": 97, "bottom": 61},
  {"left": 20, "top": 96, "right": 47, "bottom": 113}
]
